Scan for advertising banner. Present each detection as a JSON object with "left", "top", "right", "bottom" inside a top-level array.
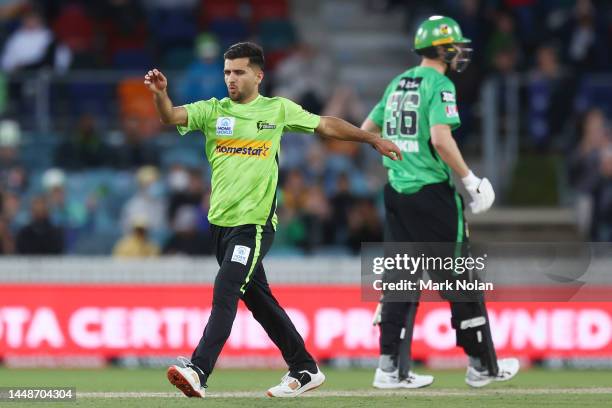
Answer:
[{"left": 1, "top": 285, "right": 611, "bottom": 361}]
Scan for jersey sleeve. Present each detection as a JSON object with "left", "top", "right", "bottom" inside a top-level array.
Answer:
[
  {"left": 177, "top": 99, "right": 214, "bottom": 136},
  {"left": 429, "top": 78, "right": 461, "bottom": 130},
  {"left": 282, "top": 98, "right": 321, "bottom": 133}
]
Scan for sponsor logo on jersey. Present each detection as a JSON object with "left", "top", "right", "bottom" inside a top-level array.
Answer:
[
  {"left": 257, "top": 121, "right": 277, "bottom": 131},
  {"left": 216, "top": 117, "right": 235, "bottom": 136},
  {"left": 215, "top": 138, "right": 271, "bottom": 158},
  {"left": 441, "top": 91, "right": 456, "bottom": 103},
  {"left": 396, "top": 77, "right": 423, "bottom": 91},
  {"left": 231, "top": 245, "right": 251, "bottom": 265},
  {"left": 395, "top": 139, "right": 420, "bottom": 153},
  {"left": 445, "top": 104, "right": 458, "bottom": 117}
]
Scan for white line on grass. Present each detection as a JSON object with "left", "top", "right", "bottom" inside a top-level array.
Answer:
[{"left": 77, "top": 388, "right": 612, "bottom": 399}]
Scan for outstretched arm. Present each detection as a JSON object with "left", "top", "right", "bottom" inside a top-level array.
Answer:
[
  {"left": 360, "top": 118, "right": 382, "bottom": 137},
  {"left": 317, "top": 116, "right": 402, "bottom": 161},
  {"left": 144, "top": 68, "right": 188, "bottom": 126}
]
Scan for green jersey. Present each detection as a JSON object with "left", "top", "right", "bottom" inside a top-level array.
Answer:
[
  {"left": 368, "top": 66, "right": 460, "bottom": 194},
  {"left": 178, "top": 95, "right": 320, "bottom": 228}
]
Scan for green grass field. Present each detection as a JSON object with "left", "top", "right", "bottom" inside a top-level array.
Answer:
[{"left": 0, "top": 367, "right": 611, "bottom": 407}]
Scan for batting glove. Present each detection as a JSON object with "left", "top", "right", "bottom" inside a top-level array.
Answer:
[{"left": 462, "top": 171, "right": 495, "bottom": 214}]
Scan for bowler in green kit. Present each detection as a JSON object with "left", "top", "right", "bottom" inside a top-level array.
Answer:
[
  {"left": 361, "top": 16, "right": 519, "bottom": 389},
  {"left": 144, "top": 42, "right": 401, "bottom": 398}
]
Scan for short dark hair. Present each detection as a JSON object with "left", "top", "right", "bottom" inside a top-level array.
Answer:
[
  {"left": 224, "top": 42, "right": 265, "bottom": 70},
  {"left": 415, "top": 46, "right": 439, "bottom": 59}
]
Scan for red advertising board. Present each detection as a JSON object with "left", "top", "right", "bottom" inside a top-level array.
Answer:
[{"left": 1, "top": 285, "right": 611, "bottom": 361}]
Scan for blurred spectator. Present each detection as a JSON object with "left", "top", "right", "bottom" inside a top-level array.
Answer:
[
  {"left": 302, "top": 141, "right": 328, "bottom": 182},
  {"left": 54, "top": 113, "right": 114, "bottom": 169},
  {"left": 0, "top": 119, "right": 28, "bottom": 194},
  {"left": 0, "top": 0, "right": 26, "bottom": 22},
  {"left": 346, "top": 197, "right": 383, "bottom": 253},
  {"left": 272, "top": 43, "right": 333, "bottom": 115},
  {"left": 0, "top": 11, "right": 71, "bottom": 73},
  {"left": 120, "top": 165, "right": 166, "bottom": 234},
  {"left": 42, "top": 168, "right": 93, "bottom": 232},
  {"left": 301, "top": 184, "right": 333, "bottom": 251},
  {"left": 563, "top": 0, "right": 606, "bottom": 73},
  {"left": 454, "top": 0, "right": 485, "bottom": 65},
  {"left": 167, "top": 165, "right": 207, "bottom": 223},
  {"left": 179, "top": 33, "right": 226, "bottom": 103},
  {"left": 92, "top": 0, "right": 148, "bottom": 66},
  {"left": 0, "top": 215, "right": 14, "bottom": 254},
  {"left": 277, "top": 169, "right": 308, "bottom": 249},
  {"left": 278, "top": 169, "right": 335, "bottom": 252},
  {"left": 485, "top": 10, "right": 518, "bottom": 71},
  {"left": 528, "top": 44, "right": 576, "bottom": 150},
  {"left": 112, "top": 115, "right": 160, "bottom": 169},
  {"left": 163, "top": 205, "right": 212, "bottom": 255},
  {"left": 0, "top": 189, "right": 20, "bottom": 230},
  {"left": 281, "top": 168, "right": 308, "bottom": 213},
  {"left": 51, "top": 2, "right": 96, "bottom": 68},
  {"left": 0, "top": 0, "right": 27, "bottom": 44},
  {"left": 330, "top": 173, "right": 355, "bottom": 245},
  {"left": 0, "top": 187, "right": 17, "bottom": 254},
  {"left": 569, "top": 109, "right": 611, "bottom": 240},
  {"left": 113, "top": 214, "right": 159, "bottom": 257},
  {"left": 16, "top": 195, "right": 64, "bottom": 254},
  {"left": 0, "top": 118, "right": 21, "bottom": 168},
  {"left": 490, "top": 43, "right": 519, "bottom": 77}
]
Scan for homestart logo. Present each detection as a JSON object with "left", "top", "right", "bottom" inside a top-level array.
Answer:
[{"left": 215, "top": 138, "right": 271, "bottom": 158}]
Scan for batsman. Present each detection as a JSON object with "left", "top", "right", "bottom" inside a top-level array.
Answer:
[{"left": 361, "top": 16, "right": 520, "bottom": 389}]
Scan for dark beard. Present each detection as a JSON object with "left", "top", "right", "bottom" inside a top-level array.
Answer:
[{"left": 229, "top": 90, "right": 245, "bottom": 102}]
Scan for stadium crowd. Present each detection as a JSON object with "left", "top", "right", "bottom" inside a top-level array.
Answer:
[{"left": 0, "top": 0, "right": 611, "bottom": 255}]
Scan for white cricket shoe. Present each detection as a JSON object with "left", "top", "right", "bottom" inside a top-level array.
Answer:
[
  {"left": 465, "top": 358, "right": 520, "bottom": 388},
  {"left": 373, "top": 368, "right": 434, "bottom": 389},
  {"left": 166, "top": 356, "right": 206, "bottom": 398},
  {"left": 266, "top": 367, "right": 325, "bottom": 397}
]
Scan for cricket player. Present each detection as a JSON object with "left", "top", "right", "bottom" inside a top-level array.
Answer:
[
  {"left": 144, "top": 42, "right": 402, "bottom": 398},
  {"left": 361, "top": 16, "right": 519, "bottom": 388}
]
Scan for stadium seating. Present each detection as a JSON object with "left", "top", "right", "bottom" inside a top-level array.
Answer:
[
  {"left": 198, "top": 0, "right": 242, "bottom": 28},
  {"left": 208, "top": 18, "right": 250, "bottom": 50},
  {"left": 148, "top": 9, "right": 197, "bottom": 49},
  {"left": 248, "top": 0, "right": 289, "bottom": 23},
  {"left": 257, "top": 19, "right": 296, "bottom": 51}
]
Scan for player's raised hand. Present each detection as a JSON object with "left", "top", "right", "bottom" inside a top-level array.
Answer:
[
  {"left": 373, "top": 138, "right": 403, "bottom": 161},
  {"left": 144, "top": 69, "right": 168, "bottom": 95}
]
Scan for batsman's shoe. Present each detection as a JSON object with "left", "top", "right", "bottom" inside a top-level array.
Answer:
[
  {"left": 266, "top": 367, "right": 325, "bottom": 397},
  {"left": 373, "top": 369, "right": 434, "bottom": 389},
  {"left": 465, "top": 358, "right": 520, "bottom": 388},
  {"left": 167, "top": 356, "right": 206, "bottom": 398}
]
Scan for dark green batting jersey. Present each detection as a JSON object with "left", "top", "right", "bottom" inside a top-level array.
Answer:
[
  {"left": 368, "top": 66, "right": 461, "bottom": 194},
  {"left": 178, "top": 95, "right": 320, "bottom": 228}
]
